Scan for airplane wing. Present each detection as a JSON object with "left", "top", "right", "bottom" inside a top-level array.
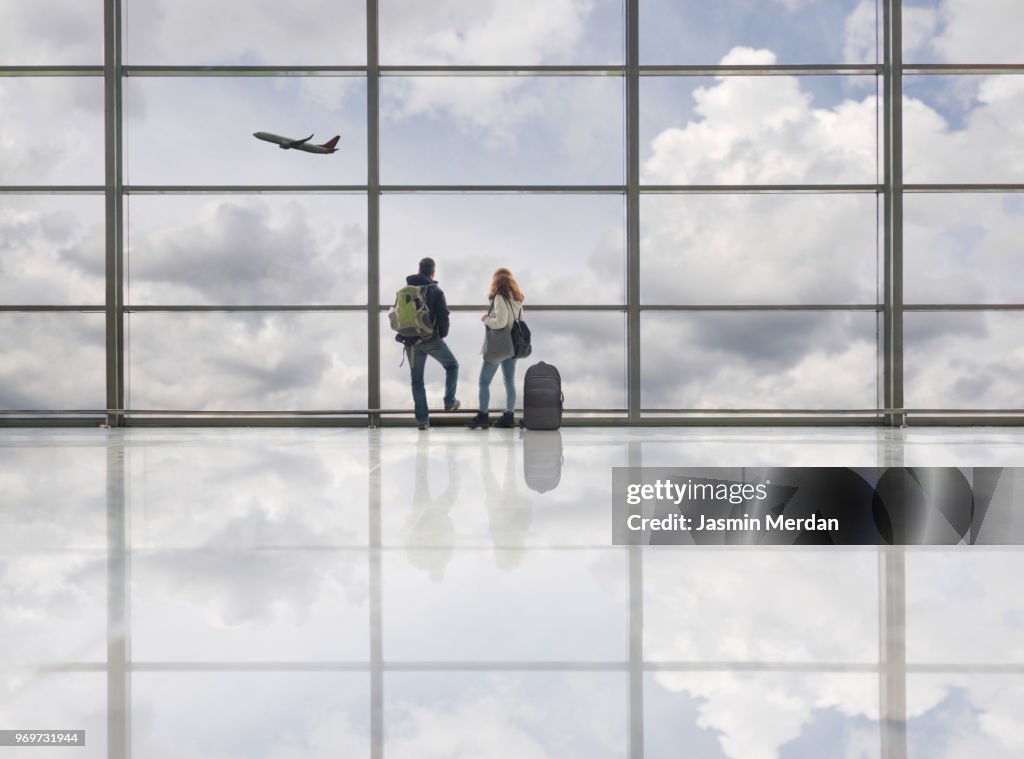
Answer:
[{"left": 288, "top": 134, "right": 315, "bottom": 147}]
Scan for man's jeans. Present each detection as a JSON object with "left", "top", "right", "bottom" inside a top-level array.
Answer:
[{"left": 409, "top": 338, "right": 459, "bottom": 424}]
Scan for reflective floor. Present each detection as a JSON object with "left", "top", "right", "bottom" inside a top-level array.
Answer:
[{"left": 2, "top": 427, "right": 1024, "bottom": 758}]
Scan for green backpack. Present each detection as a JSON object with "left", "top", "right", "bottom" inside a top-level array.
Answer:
[{"left": 388, "top": 284, "right": 436, "bottom": 344}]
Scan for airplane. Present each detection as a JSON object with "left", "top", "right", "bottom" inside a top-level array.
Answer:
[{"left": 253, "top": 132, "right": 340, "bottom": 154}]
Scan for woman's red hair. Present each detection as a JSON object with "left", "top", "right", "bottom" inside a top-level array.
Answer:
[{"left": 489, "top": 268, "right": 525, "bottom": 302}]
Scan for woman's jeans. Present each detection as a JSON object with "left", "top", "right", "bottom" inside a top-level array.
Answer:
[{"left": 479, "top": 357, "right": 517, "bottom": 413}]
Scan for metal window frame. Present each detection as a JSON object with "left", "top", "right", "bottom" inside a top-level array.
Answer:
[{"left": 3, "top": 0, "right": 1024, "bottom": 426}]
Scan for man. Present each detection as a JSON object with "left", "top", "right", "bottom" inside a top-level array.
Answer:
[{"left": 404, "top": 257, "right": 460, "bottom": 429}]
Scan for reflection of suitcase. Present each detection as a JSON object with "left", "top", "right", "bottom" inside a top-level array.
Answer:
[
  {"left": 522, "top": 430, "right": 564, "bottom": 493},
  {"left": 522, "top": 361, "right": 563, "bottom": 431}
]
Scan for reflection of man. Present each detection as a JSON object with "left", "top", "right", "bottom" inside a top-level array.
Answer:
[
  {"left": 481, "top": 435, "right": 533, "bottom": 570},
  {"left": 403, "top": 257, "right": 459, "bottom": 430},
  {"left": 404, "top": 435, "right": 460, "bottom": 582}
]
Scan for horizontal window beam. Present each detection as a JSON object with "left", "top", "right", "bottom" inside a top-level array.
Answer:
[
  {"left": 904, "top": 64, "right": 1024, "bottom": 75},
  {"left": 0, "top": 66, "right": 103, "bottom": 76}
]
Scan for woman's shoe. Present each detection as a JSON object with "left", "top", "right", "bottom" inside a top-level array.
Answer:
[
  {"left": 466, "top": 412, "right": 490, "bottom": 429},
  {"left": 494, "top": 411, "right": 516, "bottom": 428}
]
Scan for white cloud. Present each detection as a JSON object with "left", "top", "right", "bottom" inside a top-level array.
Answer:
[
  {"left": 0, "top": 0, "right": 103, "bottom": 64},
  {"left": 929, "top": 0, "right": 1024, "bottom": 64},
  {"left": 379, "top": 0, "right": 596, "bottom": 65},
  {"left": 0, "top": 78, "right": 104, "bottom": 184},
  {"left": 842, "top": 0, "right": 879, "bottom": 64},
  {"left": 122, "top": 0, "right": 366, "bottom": 64}
]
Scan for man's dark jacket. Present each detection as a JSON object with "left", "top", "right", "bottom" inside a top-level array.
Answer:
[{"left": 405, "top": 273, "right": 450, "bottom": 339}]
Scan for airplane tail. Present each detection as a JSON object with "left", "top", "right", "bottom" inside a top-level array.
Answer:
[{"left": 320, "top": 136, "right": 340, "bottom": 150}]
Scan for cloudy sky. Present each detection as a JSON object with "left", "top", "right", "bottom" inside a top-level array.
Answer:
[
  {"left": 1, "top": 0, "right": 1023, "bottom": 413},
  {"left": 5, "top": 429, "right": 1024, "bottom": 758}
]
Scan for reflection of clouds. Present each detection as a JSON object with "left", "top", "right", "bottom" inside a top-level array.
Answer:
[
  {"left": 650, "top": 672, "right": 878, "bottom": 759},
  {"left": 908, "top": 677, "right": 1024, "bottom": 758},
  {"left": 383, "top": 549, "right": 627, "bottom": 661},
  {"left": 386, "top": 672, "right": 625, "bottom": 758},
  {"left": 133, "top": 673, "right": 370, "bottom": 758},
  {"left": 481, "top": 436, "right": 532, "bottom": 567},
  {"left": 132, "top": 548, "right": 369, "bottom": 659},
  {"left": 0, "top": 554, "right": 107, "bottom": 672},
  {"left": 645, "top": 551, "right": 877, "bottom": 663},
  {"left": 907, "top": 552, "right": 1024, "bottom": 664},
  {"left": 127, "top": 434, "right": 369, "bottom": 547},
  {"left": 404, "top": 437, "right": 460, "bottom": 581}
]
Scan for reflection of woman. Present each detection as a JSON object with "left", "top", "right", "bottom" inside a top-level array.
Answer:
[{"left": 468, "top": 268, "right": 525, "bottom": 429}]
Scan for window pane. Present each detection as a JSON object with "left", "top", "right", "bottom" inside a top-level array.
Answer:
[
  {"left": 132, "top": 674, "right": 370, "bottom": 757},
  {"left": 904, "top": 75, "right": 1024, "bottom": 184},
  {"left": 379, "top": 0, "right": 623, "bottom": 65},
  {"left": 383, "top": 551, "right": 627, "bottom": 660},
  {"left": 124, "top": 77, "right": 367, "bottom": 185},
  {"left": 641, "top": 311, "right": 879, "bottom": 410},
  {"left": 380, "top": 77, "right": 624, "bottom": 184},
  {"left": 126, "top": 312, "right": 367, "bottom": 411},
  {"left": 905, "top": 194, "right": 1024, "bottom": 304},
  {"left": 903, "top": 0, "right": 1024, "bottom": 64},
  {"left": 907, "top": 552, "right": 1024, "bottom": 664},
  {"left": 641, "top": 194, "right": 879, "bottom": 304},
  {"left": 646, "top": 672, "right": 879, "bottom": 759},
  {"left": 379, "top": 435, "right": 624, "bottom": 548},
  {"left": 132, "top": 552, "right": 369, "bottom": 661},
  {"left": 0, "top": 196, "right": 105, "bottom": 305},
  {"left": 641, "top": 0, "right": 876, "bottom": 65},
  {"left": 907, "top": 675, "right": 1024, "bottom": 759},
  {"left": 645, "top": 551, "right": 877, "bottom": 662},
  {"left": 127, "top": 432, "right": 369, "bottom": 549},
  {"left": 0, "top": 313, "right": 105, "bottom": 410},
  {"left": 0, "top": 0, "right": 103, "bottom": 65},
  {"left": 380, "top": 194, "right": 625, "bottom": 306},
  {"left": 379, "top": 311, "right": 627, "bottom": 413},
  {"left": 641, "top": 76, "right": 879, "bottom": 185},
  {"left": 127, "top": 195, "right": 367, "bottom": 305},
  {"left": 905, "top": 312, "right": 1024, "bottom": 410},
  {"left": 385, "top": 673, "right": 626, "bottom": 755},
  {"left": 123, "top": 0, "right": 366, "bottom": 65},
  {"left": 0, "top": 78, "right": 104, "bottom": 185},
  {"left": 0, "top": 675, "right": 108, "bottom": 759}
]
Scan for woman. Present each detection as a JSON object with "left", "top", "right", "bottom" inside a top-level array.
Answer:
[{"left": 468, "top": 268, "right": 525, "bottom": 429}]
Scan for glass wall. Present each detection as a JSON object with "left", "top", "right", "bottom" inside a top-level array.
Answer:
[{"left": 2, "top": 0, "right": 1022, "bottom": 423}]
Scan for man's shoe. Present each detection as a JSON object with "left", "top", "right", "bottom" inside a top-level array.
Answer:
[
  {"left": 417, "top": 421, "right": 429, "bottom": 430},
  {"left": 494, "top": 411, "right": 516, "bottom": 428},
  {"left": 466, "top": 412, "right": 489, "bottom": 429},
  {"left": 445, "top": 400, "right": 461, "bottom": 412}
]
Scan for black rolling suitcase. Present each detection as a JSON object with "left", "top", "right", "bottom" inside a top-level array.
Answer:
[{"left": 522, "top": 361, "right": 563, "bottom": 430}]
